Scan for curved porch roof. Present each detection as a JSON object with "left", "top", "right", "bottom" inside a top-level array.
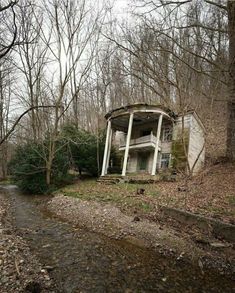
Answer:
[{"left": 105, "top": 103, "right": 176, "bottom": 132}]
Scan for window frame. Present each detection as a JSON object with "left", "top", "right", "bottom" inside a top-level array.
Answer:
[
  {"left": 162, "top": 127, "right": 173, "bottom": 142},
  {"left": 160, "top": 153, "right": 171, "bottom": 169}
]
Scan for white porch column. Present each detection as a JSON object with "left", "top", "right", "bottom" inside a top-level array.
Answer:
[
  {"left": 105, "top": 128, "right": 113, "bottom": 173},
  {"left": 122, "top": 112, "right": 134, "bottom": 176},
  {"left": 151, "top": 114, "right": 163, "bottom": 175},
  {"left": 101, "top": 120, "right": 112, "bottom": 176}
]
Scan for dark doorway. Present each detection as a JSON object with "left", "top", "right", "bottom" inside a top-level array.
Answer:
[{"left": 138, "top": 152, "right": 149, "bottom": 171}]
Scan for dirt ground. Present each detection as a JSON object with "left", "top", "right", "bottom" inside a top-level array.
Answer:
[
  {"left": 52, "top": 162, "right": 235, "bottom": 275},
  {"left": 0, "top": 162, "right": 234, "bottom": 291},
  {"left": 47, "top": 193, "right": 235, "bottom": 277},
  {"left": 60, "top": 163, "right": 235, "bottom": 224},
  {"left": 0, "top": 193, "right": 55, "bottom": 293}
]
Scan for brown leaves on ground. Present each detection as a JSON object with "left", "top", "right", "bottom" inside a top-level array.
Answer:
[
  {"left": 155, "top": 163, "right": 235, "bottom": 224},
  {"left": 61, "top": 163, "right": 235, "bottom": 224}
]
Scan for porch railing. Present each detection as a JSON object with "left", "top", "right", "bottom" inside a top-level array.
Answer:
[{"left": 120, "top": 134, "right": 158, "bottom": 148}]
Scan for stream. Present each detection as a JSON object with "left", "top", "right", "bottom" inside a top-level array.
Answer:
[{"left": 1, "top": 185, "right": 234, "bottom": 293}]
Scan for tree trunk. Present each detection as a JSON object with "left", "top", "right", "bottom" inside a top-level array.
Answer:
[
  {"left": 0, "top": 143, "right": 8, "bottom": 179},
  {"left": 46, "top": 166, "right": 51, "bottom": 186},
  {"left": 227, "top": 1, "right": 235, "bottom": 160},
  {"left": 46, "top": 157, "right": 53, "bottom": 186}
]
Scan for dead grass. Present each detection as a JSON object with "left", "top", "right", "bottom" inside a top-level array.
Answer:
[
  {"left": 60, "top": 163, "right": 235, "bottom": 223},
  {"left": 60, "top": 180, "right": 157, "bottom": 215}
]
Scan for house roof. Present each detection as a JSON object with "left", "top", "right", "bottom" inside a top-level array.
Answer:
[
  {"left": 105, "top": 103, "right": 205, "bottom": 132},
  {"left": 104, "top": 103, "right": 175, "bottom": 131},
  {"left": 105, "top": 103, "right": 176, "bottom": 120}
]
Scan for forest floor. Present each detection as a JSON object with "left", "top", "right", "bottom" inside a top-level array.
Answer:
[
  {"left": 49, "top": 162, "right": 235, "bottom": 273},
  {"left": 0, "top": 193, "right": 55, "bottom": 293},
  {"left": 60, "top": 162, "right": 235, "bottom": 225},
  {"left": 48, "top": 193, "right": 235, "bottom": 276},
  {"left": 0, "top": 163, "right": 234, "bottom": 291}
]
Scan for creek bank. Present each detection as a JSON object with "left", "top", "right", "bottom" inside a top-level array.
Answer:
[
  {"left": 0, "top": 190, "right": 56, "bottom": 293},
  {"left": 48, "top": 194, "right": 235, "bottom": 275},
  {"left": 1, "top": 185, "right": 234, "bottom": 292},
  {"left": 159, "top": 205, "right": 235, "bottom": 242}
]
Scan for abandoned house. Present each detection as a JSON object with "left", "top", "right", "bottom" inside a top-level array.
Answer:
[{"left": 101, "top": 103, "right": 205, "bottom": 177}]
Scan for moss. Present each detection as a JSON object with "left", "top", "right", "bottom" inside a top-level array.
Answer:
[
  {"left": 60, "top": 180, "right": 157, "bottom": 215},
  {"left": 140, "top": 202, "right": 152, "bottom": 212},
  {"left": 228, "top": 195, "right": 235, "bottom": 206},
  {"left": 171, "top": 129, "right": 189, "bottom": 171},
  {"left": 0, "top": 177, "right": 12, "bottom": 185}
]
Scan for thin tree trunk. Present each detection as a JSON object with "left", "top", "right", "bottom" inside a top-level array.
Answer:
[{"left": 227, "top": 1, "right": 235, "bottom": 160}]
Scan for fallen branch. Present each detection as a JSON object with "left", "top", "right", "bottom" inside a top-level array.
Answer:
[{"left": 15, "top": 257, "right": 20, "bottom": 276}]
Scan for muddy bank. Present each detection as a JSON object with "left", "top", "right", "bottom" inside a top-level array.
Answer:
[
  {"left": 48, "top": 194, "right": 235, "bottom": 271},
  {"left": 48, "top": 195, "right": 189, "bottom": 251},
  {"left": 1, "top": 185, "right": 234, "bottom": 292},
  {"left": 159, "top": 205, "right": 235, "bottom": 242},
  {"left": 0, "top": 188, "right": 55, "bottom": 293},
  {"left": 7, "top": 186, "right": 233, "bottom": 293}
]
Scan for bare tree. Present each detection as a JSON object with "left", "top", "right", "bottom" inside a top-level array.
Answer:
[
  {"left": 37, "top": 0, "right": 106, "bottom": 185},
  {"left": 227, "top": 1, "right": 235, "bottom": 160},
  {"left": 131, "top": 0, "right": 234, "bottom": 160},
  {"left": 16, "top": 1, "right": 50, "bottom": 141},
  {"left": 0, "top": 0, "right": 18, "bottom": 60},
  {"left": 0, "top": 59, "right": 12, "bottom": 178}
]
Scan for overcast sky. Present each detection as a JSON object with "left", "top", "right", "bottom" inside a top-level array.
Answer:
[{"left": 113, "top": 0, "right": 131, "bottom": 19}]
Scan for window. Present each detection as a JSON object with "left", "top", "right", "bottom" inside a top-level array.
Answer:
[
  {"left": 160, "top": 153, "right": 171, "bottom": 169},
  {"left": 162, "top": 127, "right": 172, "bottom": 142}
]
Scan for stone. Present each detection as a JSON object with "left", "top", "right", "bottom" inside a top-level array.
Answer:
[
  {"left": 177, "top": 186, "right": 188, "bottom": 192},
  {"left": 133, "top": 216, "right": 140, "bottom": 222},
  {"left": 43, "top": 265, "right": 54, "bottom": 272},
  {"left": 210, "top": 242, "right": 231, "bottom": 248},
  {"left": 42, "top": 244, "right": 51, "bottom": 248},
  {"left": 136, "top": 188, "right": 145, "bottom": 195},
  {"left": 194, "top": 237, "right": 210, "bottom": 245}
]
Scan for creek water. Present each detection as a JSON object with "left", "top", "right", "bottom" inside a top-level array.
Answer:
[{"left": 1, "top": 185, "right": 234, "bottom": 293}]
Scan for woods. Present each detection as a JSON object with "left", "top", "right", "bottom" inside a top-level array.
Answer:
[
  {"left": 0, "top": 2, "right": 234, "bottom": 292},
  {"left": 0, "top": 0, "right": 234, "bottom": 187}
]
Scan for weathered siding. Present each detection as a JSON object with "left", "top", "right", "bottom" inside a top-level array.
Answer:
[
  {"left": 127, "top": 152, "right": 138, "bottom": 173},
  {"left": 130, "top": 120, "right": 173, "bottom": 140},
  {"left": 145, "top": 151, "right": 161, "bottom": 172},
  {"left": 188, "top": 114, "right": 205, "bottom": 174},
  {"left": 148, "top": 152, "right": 154, "bottom": 173},
  {"left": 131, "top": 121, "right": 157, "bottom": 139},
  {"left": 127, "top": 151, "right": 156, "bottom": 173},
  {"left": 161, "top": 142, "right": 172, "bottom": 153},
  {"left": 114, "top": 131, "right": 125, "bottom": 146},
  {"left": 173, "top": 115, "right": 191, "bottom": 140},
  {"left": 115, "top": 112, "right": 205, "bottom": 175},
  {"left": 172, "top": 113, "right": 205, "bottom": 174}
]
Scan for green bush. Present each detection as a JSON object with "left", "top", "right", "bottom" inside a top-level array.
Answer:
[
  {"left": 9, "top": 142, "right": 70, "bottom": 194},
  {"left": 8, "top": 124, "right": 122, "bottom": 193},
  {"left": 62, "top": 124, "right": 121, "bottom": 177},
  {"left": 61, "top": 124, "right": 105, "bottom": 176}
]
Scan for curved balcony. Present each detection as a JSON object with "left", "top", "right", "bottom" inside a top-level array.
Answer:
[{"left": 119, "top": 134, "right": 161, "bottom": 151}]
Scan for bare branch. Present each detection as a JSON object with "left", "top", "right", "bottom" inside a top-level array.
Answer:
[
  {"left": 0, "top": 0, "right": 17, "bottom": 12},
  {"left": 0, "top": 4, "right": 18, "bottom": 59},
  {"left": 0, "top": 106, "right": 58, "bottom": 146},
  {"left": 204, "top": 0, "right": 227, "bottom": 11}
]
